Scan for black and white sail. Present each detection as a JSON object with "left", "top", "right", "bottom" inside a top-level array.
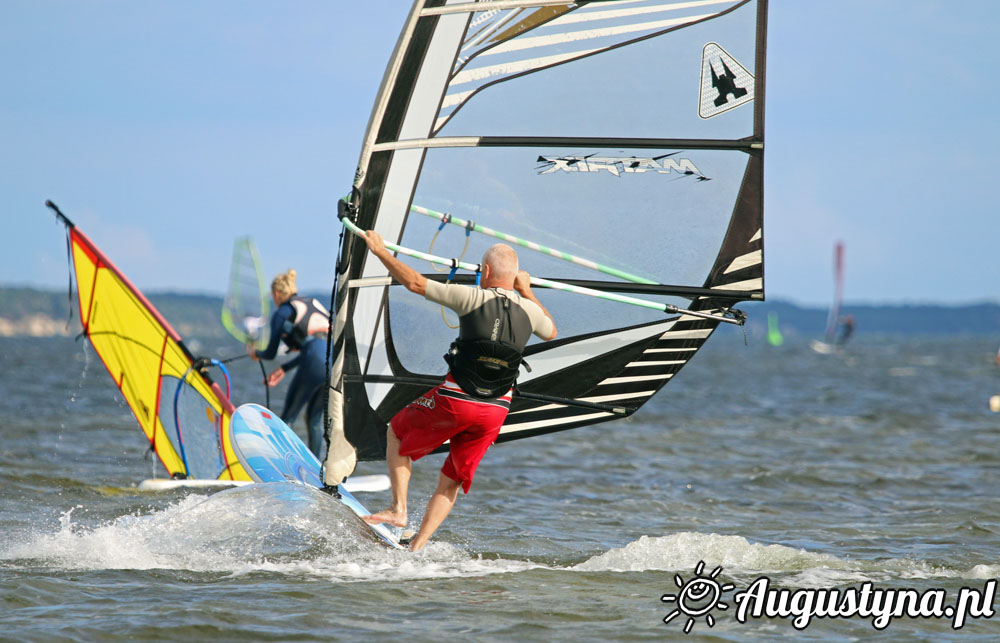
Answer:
[{"left": 324, "top": 0, "right": 768, "bottom": 482}]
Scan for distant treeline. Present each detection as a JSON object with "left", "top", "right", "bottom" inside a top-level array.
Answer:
[
  {"left": 1, "top": 286, "right": 998, "bottom": 337},
  {"left": 740, "top": 300, "right": 1000, "bottom": 337},
  {"left": 0, "top": 286, "right": 331, "bottom": 338}
]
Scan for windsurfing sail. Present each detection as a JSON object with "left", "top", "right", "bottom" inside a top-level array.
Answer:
[
  {"left": 823, "top": 241, "right": 845, "bottom": 344},
  {"left": 766, "top": 311, "right": 783, "bottom": 346},
  {"left": 221, "top": 236, "right": 271, "bottom": 350},
  {"left": 324, "top": 0, "right": 768, "bottom": 483},
  {"left": 47, "top": 201, "right": 252, "bottom": 482},
  {"left": 811, "top": 240, "right": 850, "bottom": 353}
]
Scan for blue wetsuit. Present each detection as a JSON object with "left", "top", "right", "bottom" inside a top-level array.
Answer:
[{"left": 255, "top": 299, "right": 329, "bottom": 457}]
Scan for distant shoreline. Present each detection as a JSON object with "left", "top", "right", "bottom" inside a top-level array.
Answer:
[{"left": 1, "top": 286, "right": 998, "bottom": 338}]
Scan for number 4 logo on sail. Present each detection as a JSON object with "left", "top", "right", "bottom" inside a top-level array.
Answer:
[{"left": 699, "top": 42, "right": 754, "bottom": 119}]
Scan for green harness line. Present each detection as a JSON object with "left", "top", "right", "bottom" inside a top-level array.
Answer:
[
  {"left": 340, "top": 217, "right": 744, "bottom": 326},
  {"left": 410, "top": 204, "right": 657, "bottom": 285}
]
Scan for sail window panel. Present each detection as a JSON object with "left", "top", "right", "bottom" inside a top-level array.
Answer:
[
  {"left": 383, "top": 142, "right": 747, "bottom": 374},
  {"left": 437, "top": 0, "right": 757, "bottom": 139},
  {"left": 385, "top": 292, "right": 456, "bottom": 376},
  {"left": 387, "top": 273, "right": 697, "bottom": 376},
  {"left": 159, "top": 374, "right": 225, "bottom": 479},
  {"left": 401, "top": 145, "right": 747, "bottom": 285}
]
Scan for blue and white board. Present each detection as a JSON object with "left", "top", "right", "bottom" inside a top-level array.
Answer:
[{"left": 230, "top": 403, "right": 405, "bottom": 549}]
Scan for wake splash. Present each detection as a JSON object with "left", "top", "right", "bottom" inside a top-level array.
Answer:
[
  {"left": 4, "top": 489, "right": 992, "bottom": 587},
  {"left": 0, "top": 484, "right": 537, "bottom": 582},
  {"left": 573, "top": 533, "right": 999, "bottom": 585}
]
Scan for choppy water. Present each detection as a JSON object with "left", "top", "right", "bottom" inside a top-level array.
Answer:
[{"left": 2, "top": 333, "right": 1000, "bottom": 640}]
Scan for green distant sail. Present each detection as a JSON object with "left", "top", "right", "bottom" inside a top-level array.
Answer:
[
  {"left": 221, "top": 237, "right": 270, "bottom": 349},
  {"left": 767, "top": 311, "right": 783, "bottom": 346}
]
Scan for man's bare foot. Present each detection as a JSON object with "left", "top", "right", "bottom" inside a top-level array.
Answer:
[{"left": 363, "top": 509, "right": 407, "bottom": 527}]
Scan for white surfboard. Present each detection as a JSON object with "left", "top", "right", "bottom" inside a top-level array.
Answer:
[
  {"left": 809, "top": 339, "right": 838, "bottom": 355},
  {"left": 228, "top": 403, "right": 405, "bottom": 550},
  {"left": 137, "top": 479, "right": 253, "bottom": 491},
  {"left": 137, "top": 475, "right": 389, "bottom": 493}
]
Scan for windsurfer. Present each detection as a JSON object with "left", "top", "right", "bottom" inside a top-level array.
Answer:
[
  {"left": 360, "top": 230, "right": 556, "bottom": 552},
  {"left": 249, "top": 269, "right": 331, "bottom": 457},
  {"left": 836, "top": 314, "right": 855, "bottom": 346}
]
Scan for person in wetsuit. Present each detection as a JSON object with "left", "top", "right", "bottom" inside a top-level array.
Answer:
[
  {"left": 836, "top": 314, "right": 855, "bottom": 347},
  {"left": 249, "top": 269, "right": 331, "bottom": 457},
  {"left": 361, "top": 230, "right": 557, "bottom": 552}
]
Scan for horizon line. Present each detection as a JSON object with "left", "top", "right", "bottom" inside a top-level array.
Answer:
[{"left": 3, "top": 282, "right": 998, "bottom": 310}]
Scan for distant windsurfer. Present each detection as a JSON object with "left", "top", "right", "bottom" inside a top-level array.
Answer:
[
  {"left": 361, "top": 230, "right": 556, "bottom": 552},
  {"left": 249, "top": 269, "right": 331, "bottom": 457},
  {"left": 836, "top": 314, "right": 855, "bottom": 346}
]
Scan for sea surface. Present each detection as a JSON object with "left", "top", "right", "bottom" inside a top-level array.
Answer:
[{"left": 2, "top": 333, "right": 1000, "bottom": 641}]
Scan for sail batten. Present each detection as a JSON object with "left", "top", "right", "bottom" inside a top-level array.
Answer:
[
  {"left": 372, "top": 135, "right": 760, "bottom": 152},
  {"left": 323, "top": 0, "right": 767, "bottom": 478}
]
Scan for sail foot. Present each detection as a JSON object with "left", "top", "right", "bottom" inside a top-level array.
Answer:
[{"left": 322, "top": 388, "right": 357, "bottom": 485}]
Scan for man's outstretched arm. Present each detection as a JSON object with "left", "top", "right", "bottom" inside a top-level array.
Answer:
[
  {"left": 514, "top": 270, "right": 557, "bottom": 340},
  {"left": 363, "top": 230, "right": 427, "bottom": 296}
]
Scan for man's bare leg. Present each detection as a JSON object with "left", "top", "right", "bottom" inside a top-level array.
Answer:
[
  {"left": 364, "top": 423, "right": 410, "bottom": 528},
  {"left": 408, "top": 471, "right": 462, "bottom": 552}
]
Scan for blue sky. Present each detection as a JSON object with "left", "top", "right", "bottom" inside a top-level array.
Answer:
[{"left": 2, "top": 1, "right": 997, "bottom": 307}]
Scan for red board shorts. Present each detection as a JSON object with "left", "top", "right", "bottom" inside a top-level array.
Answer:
[{"left": 390, "top": 375, "right": 511, "bottom": 493}]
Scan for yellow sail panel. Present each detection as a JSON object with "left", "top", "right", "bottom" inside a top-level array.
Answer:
[{"left": 68, "top": 227, "right": 250, "bottom": 481}]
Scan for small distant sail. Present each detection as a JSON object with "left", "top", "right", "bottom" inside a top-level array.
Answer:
[
  {"left": 812, "top": 241, "right": 849, "bottom": 354},
  {"left": 767, "top": 312, "right": 783, "bottom": 346},
  {"left": 809, "top": 241, "right": 854, "bottom": 354},
  {"left": 47, "top": 201, "right": 251, "bottom": 482},
  {"left": 221, "top": 237, "right": 270, "bottom": 350},
  {"left": 824, "top": 241, "right": 845, "bottom": 343}
]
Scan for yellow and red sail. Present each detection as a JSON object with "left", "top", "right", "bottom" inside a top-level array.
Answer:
[{"left": 67, "top": 224, "right": 251, "bottom": 481}]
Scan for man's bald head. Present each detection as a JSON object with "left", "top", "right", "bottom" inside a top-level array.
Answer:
[{"left": 482, "top": 244, "right": 518, "bottom": 285}]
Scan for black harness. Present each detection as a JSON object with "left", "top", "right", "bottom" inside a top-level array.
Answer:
[
  {"left": 444, "top": 291, "right": 530, "bottom": 399},
  {"left": 281, "top": 296, "right": 329, "bottom": 351}
]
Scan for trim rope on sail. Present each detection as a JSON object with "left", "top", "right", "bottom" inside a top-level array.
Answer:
[{"left": 425, "top": 211, "right": 472, "bottom": 329}]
